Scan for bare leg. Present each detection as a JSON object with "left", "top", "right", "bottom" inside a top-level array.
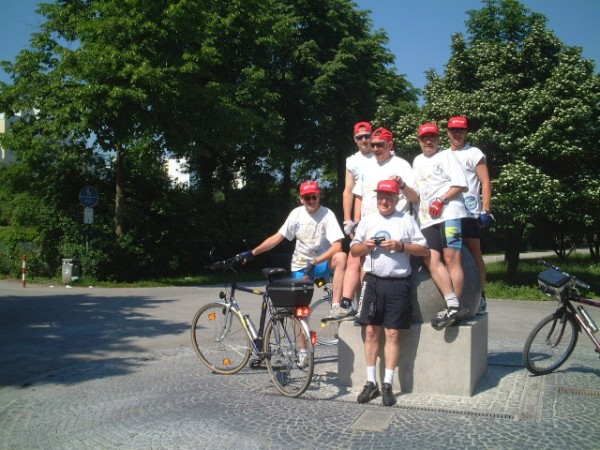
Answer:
[
  {"left": 383, "top": 328, "right": 400, "bottom": 370},
  {"left": 464, "top": 237, "right": 485, "bottom": 291},
  {"left": 329, "top": 252, "right": 347, "bottom": 304},
  {"left": 424, "top": 250, "right": 455, "bottom": 297},
  {"left": 443, "top": 247, "right": 464, "bottom": 300},
  {"left": 341, "top": 250, "right": 361, "bottom": 300},
  {"left": 364, "top": 324, "right": 382, "bottom": 366}
]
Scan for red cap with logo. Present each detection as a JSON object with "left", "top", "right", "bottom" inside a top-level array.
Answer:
[
  {"left": 418, "top": 123, "right": 439, "bottom": 137},
  {"left": 353, "top": 121, "right": 372, "bottom": 134},
  {"left": 448, "top": 116, "right": 468, "bottom": 129},
  {"left": 371, "top": 127, "right": 393, "bottom": 142},
  {"left": 299, "top": 181, "right": 320, "bottom": 196},
  {"left": 374, "top": 179, "right": 399, "bottom": 195}
]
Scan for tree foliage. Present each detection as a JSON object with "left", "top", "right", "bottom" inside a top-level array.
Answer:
[
  {"left": 0, "top": 0, "right": 415, "bottom": 280},
  {"left": 401, "top": 0, "right": 600, "bottom": 279}
]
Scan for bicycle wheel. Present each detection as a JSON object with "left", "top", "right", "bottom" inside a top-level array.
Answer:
[
  {"left": 523, "top": 312, "right": 578, "bottom": 375},
  {"left": 263, "top": 314, "right": 314, "bottom": 397},
  {"left": 310, "top": 295, "right": 339, "bottom": 346},
  {"left": 191, "top": 302, "right": 252, "bottom": 375}
]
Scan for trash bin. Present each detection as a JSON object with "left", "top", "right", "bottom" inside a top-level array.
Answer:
[{"left": 62, "top": 258, "right": 81, "bottom": 284}]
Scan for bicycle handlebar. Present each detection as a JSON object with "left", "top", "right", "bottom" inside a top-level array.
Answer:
[
  {"left": 538, "top": 260, "right": 591, "bottom": 290},
  {"left": 206, "top": 254, "right": 244, "bottom": 271}
]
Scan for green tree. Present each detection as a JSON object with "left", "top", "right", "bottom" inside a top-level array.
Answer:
[{"left": 419, "top": 0, "right": 600, "bottom": 280}]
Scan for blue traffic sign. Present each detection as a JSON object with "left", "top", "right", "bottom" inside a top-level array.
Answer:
[{"left": 79, "top": 186, "right": 99, "bottom": 208}]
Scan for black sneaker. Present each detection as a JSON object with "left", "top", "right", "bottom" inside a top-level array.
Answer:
[
  {"left": 357, "top": 381, "right": 379, "bottom": 404},
  {"left": 431, "top": 306, "right": 469, "bottom": 329},
  {"left": 381, "top": 382, "right": 396, "bottom": 406}
]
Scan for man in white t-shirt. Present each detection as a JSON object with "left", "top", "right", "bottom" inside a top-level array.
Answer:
[
  {"left": 447, "top": 116, "right": 493, "bottom": 315},
  {"left": 241, "top": 181, "right": 348, "bottom": 315},
  {"left": 413, "top": 122, "right": 469, "bottom": 328},
  {"left": 350, "top": 179, "right": 429, "bottom": 406},
  {"left": 353, "top": 127, "right": 418, "bottom": 218}
]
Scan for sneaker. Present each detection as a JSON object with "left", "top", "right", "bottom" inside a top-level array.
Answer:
[
  {"left": 297, "top": 351, "right": 309, "bottom": 369},
  {"left": 431, "top": 306, "right": 469, "bottom": 329},
  {"left": 381, "top": 382, "right": 396, "bottom": 406},
  {"left": 477, "top": 296, "right": 488, "bottom": 315},
  {"left": 357, "top": 381, "right": 379, "bottom": 404},
  {"left": 328, "top": 303, "right": 357, "bottom": 320}
]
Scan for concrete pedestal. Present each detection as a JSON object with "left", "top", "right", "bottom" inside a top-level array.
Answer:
[{"left": 338, "top": 314, "right": 488, "bottom": 396}]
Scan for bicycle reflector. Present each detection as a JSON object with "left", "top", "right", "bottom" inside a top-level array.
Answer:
[
  {"left": 223, "top": 358, "right": 231, "bottom": 366},
  {"left": 295, "top": 306, "right": 311, "bottom": 318},
  {"left": 208, "top": 312, "right": 216, "bottom": 320},
  {"left": 310, "top": 330, "right": 317, "bottom": 345}
]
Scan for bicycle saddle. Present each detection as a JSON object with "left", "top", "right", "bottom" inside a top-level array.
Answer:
[{"left": 262, "top": 267, "right": 287, "bottom": 281}]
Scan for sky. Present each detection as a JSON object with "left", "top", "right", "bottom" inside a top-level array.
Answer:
[{"left": 0, "top": 0, "right": 599, "bottom": 91}]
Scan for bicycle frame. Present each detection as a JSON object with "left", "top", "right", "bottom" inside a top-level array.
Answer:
[{"left": 560, "top": 294, "right": 600, "bottom": 351}]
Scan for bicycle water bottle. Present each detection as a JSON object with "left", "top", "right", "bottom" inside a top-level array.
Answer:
[
  {"left": 244, "top": 314, "right": 259, "bottom": 340},
  {"left": 577, "top": 306, "right": 599, "bottom": 333}
]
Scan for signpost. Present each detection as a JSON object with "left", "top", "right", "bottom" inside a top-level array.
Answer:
[{"left": 79, "top": 187, "right": 98, "bottom": 253}]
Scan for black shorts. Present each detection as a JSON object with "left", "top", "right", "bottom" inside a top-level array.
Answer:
[
  {"left": 356, "top": 273, "right": 411, "bottom": 329},
  {"left": 461, "top": 217, "right": 480, "bottom": 239},
  {"left": 421, "top": 219, "right": 463, "bottom": 253}
]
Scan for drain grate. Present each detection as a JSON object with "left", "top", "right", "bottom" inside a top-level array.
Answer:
[
  {"left": 394, "top": 404, "right": 514, "bottom": 420},
  {"left": 558, "top": 386, "right": 600, "bottom": 397}
]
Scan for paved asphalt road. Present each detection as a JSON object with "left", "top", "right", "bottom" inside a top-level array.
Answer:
[{"left": 1, "top": 256, "right": 599, "bottom": 449}]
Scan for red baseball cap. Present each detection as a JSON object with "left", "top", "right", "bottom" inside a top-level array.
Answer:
[
  {"left": 418, "top": 123, "right": 439, "bottom": 137},
  {"left": 299, "top": 181, "right": 320, "bottom": 196},
  {"left": 371, "top": 127, "right": 393, "bottom": 142},
  {"left": 374, "top": 179, "right": 399, "bottom": 195},
  {"left": 353, "top": 121, "right": 372, "bottom": 134},
  {"left": 448, "top": 116, "right": 468, "bottom": 129}
]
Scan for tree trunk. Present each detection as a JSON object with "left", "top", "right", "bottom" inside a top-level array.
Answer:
[
  {"left": 114, "top": 144, "right": 126, "bottom": 237},
  {"left": 504, "top": 224, "right": 524, "bottom": 283}
]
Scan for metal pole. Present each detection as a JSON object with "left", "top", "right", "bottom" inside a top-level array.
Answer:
[{"left": 22, "top": 255, "right": 26, "bottom": 288}]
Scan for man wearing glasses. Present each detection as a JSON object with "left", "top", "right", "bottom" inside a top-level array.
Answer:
[
  {"left": 352, "top": 127, "right": 418, "bottom": 219},
  {"left": 447, "top": 116, "right": 493, "bottom": 315},
  {"left": 412, "top": 122, "right": 469, "bottom": 328},
  {"left": 350, "top": 179, "right": 429, "bottom": 406},
  {"left": 241, "top": 181, "right": 348, "bottom": 315}
]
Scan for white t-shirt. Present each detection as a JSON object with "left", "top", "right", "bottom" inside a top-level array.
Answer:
[
  {"left": 353, "top": 155, "right": 415, "bottom": 218},
  {"left": 450, "top": 144, "right": 486, "bottom": 218},
  {"left": 351, "top": 210, "right": 427, "bottom": 278},
  {"left": 412, "top": 149, "right": 468, "bottom": 229},
  {"left": 346, "top": 150, "right": 373, "bottom": 182},
  {"left": 278, "top": 205, "right": 344, "bottom": 271}
]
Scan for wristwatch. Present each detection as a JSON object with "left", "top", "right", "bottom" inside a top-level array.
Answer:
[{"left": 441, "top": 195, "right": 449, "bottom": 205}]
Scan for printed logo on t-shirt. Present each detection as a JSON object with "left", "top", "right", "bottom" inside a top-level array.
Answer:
[{"left": 463, "top": 194, "right": 478, "bottom": 212}]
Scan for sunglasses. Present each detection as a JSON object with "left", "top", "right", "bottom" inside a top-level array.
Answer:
[
  {"left": 448, "top": 128, "right": 467, "bottom": 133},
  {"left": 370, "top": 141, "right": 386, "bottom": 149},
  {"left": 355, "top": 133, "right": 372, "bottom": 140},
  {"left": 302, "top": 195, "right": 318, "bottom": 201},
  {"left": 419, "top": 135, "right": 439, "bottom": 142}
]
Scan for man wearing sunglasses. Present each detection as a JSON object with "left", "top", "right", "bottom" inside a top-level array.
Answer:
[
  {"left": 413, "top": 122, "right": 469, "bottom": 329},
  {"left": 352, "top": 127, "right": 418, "bottom": 219},
  {"left": 241, "top": 181, "right": 349, "bottom": 317}
]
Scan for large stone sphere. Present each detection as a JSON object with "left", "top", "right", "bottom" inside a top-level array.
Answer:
[{"left": 409, "top": 247, "right": 481, "bottom": 323}]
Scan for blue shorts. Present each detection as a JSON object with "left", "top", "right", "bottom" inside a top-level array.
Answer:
[
  {"left": 291, "top": 261, "right": 332, "bottom": 279},
  {"left": 421, "top": 219, "right": 463, "bottom": 252}
]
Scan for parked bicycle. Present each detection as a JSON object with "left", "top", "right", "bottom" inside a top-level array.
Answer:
[
  {"left": 523, "top": 260, "right": 600, "bottom": 375},
  {"left": 309, "top": 276, "right": 339, "bottom": 346},
  {"left": 191, "top": 249, "right": 316, "bottom": 397}
]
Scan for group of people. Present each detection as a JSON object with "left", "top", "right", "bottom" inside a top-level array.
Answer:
[{"left": 240, "top": 117, "right": 492, "bottom": 407}]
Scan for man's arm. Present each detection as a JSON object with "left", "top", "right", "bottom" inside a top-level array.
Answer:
[
  {"left": 476, "top": 162, "right": 492, "bottom": 212},
  {"left": 343, "top": 169, "right": 355, "bottom": 222}
]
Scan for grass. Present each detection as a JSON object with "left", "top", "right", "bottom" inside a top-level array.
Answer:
[
  {"left": 486, "top": 255, "right": 600, "bottom": 300},
  {"left": 18, "top": 253, "right": 600, "bottom": 301}
]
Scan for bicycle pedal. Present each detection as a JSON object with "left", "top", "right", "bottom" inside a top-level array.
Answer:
[{"left": 250, "top": 358, "right": 267, "bottom": 370}]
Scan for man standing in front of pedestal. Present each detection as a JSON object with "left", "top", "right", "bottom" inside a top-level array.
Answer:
[{"left": 350, "top": 180, "right": 429, "bottom": 406}]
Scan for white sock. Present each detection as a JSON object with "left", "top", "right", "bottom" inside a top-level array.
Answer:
[
  {"left": 384, "top": 368, "right": 394, "bottom": 384},
  {"left": 366, "top": 366, "right": 377, "bottom": 384},
  {"left": 444, "top": 293, "right": 459, "bottom": 308}
]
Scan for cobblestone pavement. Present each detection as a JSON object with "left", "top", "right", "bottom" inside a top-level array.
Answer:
[{"left": 1, "top": 281, "right": 599, "bottom": 449}]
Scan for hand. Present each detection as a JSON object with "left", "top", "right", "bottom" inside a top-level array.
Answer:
[
  {"left": 343, "top": 220, "right": 357, "bottom": 236},
  {"left": 303, "top": 260, "right": 316, "bottom": 278},
  {"left": 238, "top": 250, "right": 253, "bottom": 262},
  {"left": 429, "top": 198, "right": 444, "bottom": 217},
  {"left": 478, "top": 212, "right": 495, "bottom": 228}
]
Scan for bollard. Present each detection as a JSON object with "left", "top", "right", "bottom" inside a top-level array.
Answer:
[{"left": 22, "top": 255, "right": 26, "bottom": 288}]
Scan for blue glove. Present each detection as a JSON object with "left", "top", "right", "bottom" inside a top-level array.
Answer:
[
  {"left": 478, "top": 212, "right": 494, "bottom": 228},
  {"left": 239, "top": 250, "right": 254, "bottom": 261}
]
